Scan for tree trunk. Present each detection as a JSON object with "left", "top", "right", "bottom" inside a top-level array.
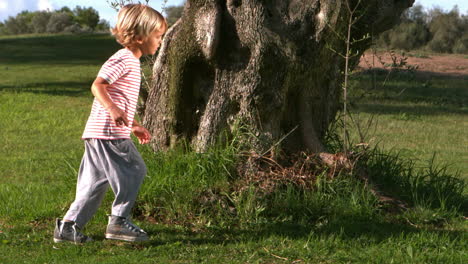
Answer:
[{"left": 143, "top": 0, "right": 413, "bottom": 153}]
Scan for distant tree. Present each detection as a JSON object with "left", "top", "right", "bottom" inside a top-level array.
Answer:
[
  {"left": 59, "top": 6, "right": 74, "bottom": 17},
  {"left": 377, "top": 5, "right": 468, "bottom": 54},
  {"left": 427, "top": 7, "right": 465, "bottom": 53},
  {"left": 73, "top": 6, "right": 100, "bottom": 30},
  {"left": 0, "top": 5, "right": 108, "bottom": 35},
  {"left": 426, "top": 6, "right": 445, "bottom": 23},
  {"left": 402, "top": 4, "right": 427, "bottom": 24},
  {"left": 4, "top": 11, "right": 34, "bottom": 34},
  {"left": 165, "top": 5, "right": 184, "bottom": 26},
  {"left": 453, "top": 32, "right": 468, "bottom": 53},
  {"left": 377, "top": 4, "right": 430, "bottom": 50},
  {"left": 63, "top": 23, "right": 83, "bottom": 34},
  {"left": 31, "top": 11, "right": 52, "bottom": 33},
  {"left": 95, "top": 19, "right": 110, "bottom": 32},
  {"left": 46, "top": 12, "right": 74, "bottom": 33},
  {"left": 0, "top": 22, "right": 7, "bottom": 35},
  {"left": 379, "top": 21, "right": 430, "bottom": 50}
]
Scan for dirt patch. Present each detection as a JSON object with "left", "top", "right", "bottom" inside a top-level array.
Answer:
[{"left": 358, "top": 52, "right": 468, "bottom": 77}]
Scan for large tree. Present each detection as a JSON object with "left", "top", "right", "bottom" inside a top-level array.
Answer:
[{"left": 143, "top": 0, "right": 414, "bottom": 153}]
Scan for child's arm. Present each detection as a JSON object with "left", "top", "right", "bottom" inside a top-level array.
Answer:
[
  {"left": 132, "top": 119, "right": 151, "bottom": 145},
  {"left": 91, "top": 77, "right": 129, "bottom": 127}
]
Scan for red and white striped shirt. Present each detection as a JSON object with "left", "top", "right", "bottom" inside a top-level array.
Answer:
[{"left": 82, "top": 48, "right": 141, "bottom": 140}]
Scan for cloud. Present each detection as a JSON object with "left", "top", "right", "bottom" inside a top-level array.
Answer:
[
  {"left": 38, "top": 0, "right": 53, "bottom": 11},
  {"left": 0, "top": 0, "right": 53, "bottom": 21},
  {"left": 0, "top": 1, "right": 8, "bottom": 11},
  {"left": 0, "top": 1, "right": 27, "bottom": 20}
]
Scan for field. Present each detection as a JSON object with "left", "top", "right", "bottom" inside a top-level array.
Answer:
[
  {"left": 352, "top": 50, "right": 468, "bottom": 179},
  {"left": 352, "top": 52, "right": 468, "bottom": 179},
  {"left": 0, "top": 34, "right": 466, "bottom": 263}
]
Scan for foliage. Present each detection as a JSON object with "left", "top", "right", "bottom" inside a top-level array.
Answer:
[
  {"left": 31, "top": 11, "right": 52, "bottom": 33},
  {"left": 378, "top": 22, "right": 430, "bottom": 51},
  {"left": 107, "top": 0, "right": 153, "bottom": 11},
  {"left": 377, "top": 4, "right": 468, "bottom": 54},
  {"left": 46, "top": 12, "right": 74, "bottom": 33},
  {"left": 95, "top": 19, "right": 111, "bottom": 33},
  {"left": 453, "top": 32, "right": 468, "bottom": 53},
  {"left": 427, "top": 8, "right": 467, "bottom": 53},
  {"left": 3, "top": 11, "right": 34, "bottom": 34},
  {"left": 165, "top": 5, "right": 184, "bottom": 26},
  {"left": 0, "top": 6, "right": 109, "bottom": 35},
  {"left": 402, "top": 4, "right": 427, "bottom": 24},
  {"left": 73, "top": 6, "right": 100, "bottom": 30}
]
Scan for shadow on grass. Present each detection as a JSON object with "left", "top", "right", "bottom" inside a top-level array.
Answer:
[
  {"left": 359, "top": 68, "right": 468, "bottom": 80},
  {"left": 356, "top": 103, "right": 468, "bottom": 116},
  {"left": 0, "top": 80, "right": 94, "bottom": 97},
  {"left": 140, "top": 217, "right": 464, "bottom": 248},
  {"left": 0, "top": 34, "right": 121, "bottom": 66},
  {"left": 352, "top": 69, "right": 468, "bottom": 115}
]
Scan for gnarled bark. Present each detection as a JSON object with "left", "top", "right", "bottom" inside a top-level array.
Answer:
[{"left": 143, "top": 0, "right": 413, "bottom": 153}]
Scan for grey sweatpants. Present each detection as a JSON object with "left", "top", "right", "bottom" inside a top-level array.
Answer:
[{"left": 64, "top": 139, "right": 147, "bottom": 228}]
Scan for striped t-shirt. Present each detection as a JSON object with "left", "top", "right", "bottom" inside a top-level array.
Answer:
[{"left": 82, "top": 48, "right": 141, "bottom": 140}]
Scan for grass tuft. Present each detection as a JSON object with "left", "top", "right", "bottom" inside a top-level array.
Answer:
[
  {"left": 135, "top": 133, "right": 466, "bottom": 232},
  {"left": 363, "top": 148, "right": 466, "bottom": 214}
]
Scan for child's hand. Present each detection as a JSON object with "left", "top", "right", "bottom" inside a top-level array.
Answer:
[
  {"left": 108, "top": 105, "right": 129, "bottom": 127},
  {"left": 132, "top": 125, "right": 151, "bottom": 144}
]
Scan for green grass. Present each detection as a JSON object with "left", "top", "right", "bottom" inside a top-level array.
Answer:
[
  {"left": 348, "top": 69, "right": 468, "bottom": 180},
  {"left": 0, "top": 34, "right": 467, "bottom": 263}
]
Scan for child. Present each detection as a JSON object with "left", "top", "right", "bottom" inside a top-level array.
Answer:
[{"left": 54, "top": 4, "right": 167, "bottom": 243}]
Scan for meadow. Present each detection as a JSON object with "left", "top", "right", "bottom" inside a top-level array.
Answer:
[{"left": 0, "top": 34, "right": 466, "bottom": 263}]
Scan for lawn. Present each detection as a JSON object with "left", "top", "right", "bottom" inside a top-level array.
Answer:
[
  {"left": 350, "top": 53, "right": 468, "bottom": 180},
  {"left": 0, "top": 34, "right": 466, "bottom": 263}
]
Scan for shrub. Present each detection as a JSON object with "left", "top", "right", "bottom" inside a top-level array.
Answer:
[
  {"left": 31, "top": 11, "right": 52, "bottom": 33},
  {"left": 0, "top": 22, "right": 6, "bottom": 35},
  {"left": 46, "top": 12, "right": 73, "bottom": 33},
  {"left": 3, "top": 11, "right": 34, "bottom": 34},
  {"left": 427, "top": 9, "right": 465, "bottom": 53},
  {"left": 376, "top": 5, "right": 468, "bottom": 54},
  {"left": 452, "top": 33, "right": 468, "bottom": 54},
  {"left": 63, "top": 23, "right": 82, "bottom": 34},
  {"left": 95, "top": 19, "right": 110, "bottom": 32},
  {"left": 386, "top": 22, "right": 430, "bottom": 50}
]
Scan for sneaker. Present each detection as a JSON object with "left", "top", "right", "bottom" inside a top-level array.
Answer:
[
  {"left": 105, "top": 215, "right": 149, "bottom": 242},
  {"left": 53, "top": 218, "right": 92, "bottom": 244}
]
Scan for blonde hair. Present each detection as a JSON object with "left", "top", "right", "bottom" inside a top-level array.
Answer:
[{"left": 111, "top": 4, "right": 167, "bottom": 47}]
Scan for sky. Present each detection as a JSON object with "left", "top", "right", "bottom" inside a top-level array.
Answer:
[
  {"left": 0, "top": 0, "right": 467, "bottom": 25},
  {"left": 0, "top": 0, "right": 185, "bottom": 24}
]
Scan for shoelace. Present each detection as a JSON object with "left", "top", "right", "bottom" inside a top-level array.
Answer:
[{"left": 122, "top": 219, "right": 146, "bottom": 234}]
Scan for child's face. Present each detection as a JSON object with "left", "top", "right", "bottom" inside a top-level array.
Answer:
[{"left": 140, "top": 29, "right": 165, "bottom": 55}]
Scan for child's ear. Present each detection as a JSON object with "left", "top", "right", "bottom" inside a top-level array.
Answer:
[{"left": 134, "top": 35, "right": 145, "bottom": 44}]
